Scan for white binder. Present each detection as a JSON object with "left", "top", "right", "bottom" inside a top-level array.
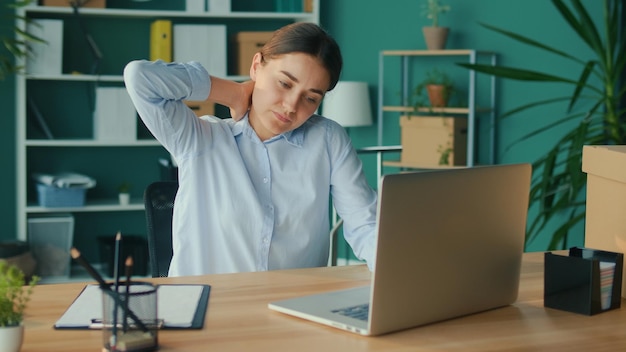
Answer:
[{"left": 173, "top": 24, "right": 227, "bottom": 78}]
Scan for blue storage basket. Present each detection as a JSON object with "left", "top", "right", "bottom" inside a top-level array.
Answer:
[{"left": 36, "top": 183, "right": 87, "bottom": 207}]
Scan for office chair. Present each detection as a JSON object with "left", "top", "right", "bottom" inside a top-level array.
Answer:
[
  {"left": 329, "top": 218, "right": 342, "bottom": 266},
  {"left": 144, "top": 181, "right": 178, "bottom": 277}
]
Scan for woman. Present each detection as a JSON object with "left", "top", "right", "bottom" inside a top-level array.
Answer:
[{"left": 124, "top": 22, "right": 377, "bottom": 276}]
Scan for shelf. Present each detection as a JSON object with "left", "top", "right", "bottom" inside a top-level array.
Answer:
[
  {"left": 26, "top": 198, "right": 146, "bottom": 213},
  {"left": 382, "top": 160, "right": 468, "bottom": 170},
  {"left": 381, "top": 49, "right": 496, "bottom": 57},
  {"left": 376, "top": 49, "right": 497, "bottom": 173},
  {"left": 25, "top": 73, "right": 250, "bottom": 82},
  {"left": 383, "top": 106, "right": 493, "bottom": 115},
  {"left": 15, "top": 0, "right": 320, "bottom": 266},
  {"left": 25, "top": 139, "right": 162, "bottom": 147},
  {"left": 25, "top": 6, "right": 315, "bottom": 20}
]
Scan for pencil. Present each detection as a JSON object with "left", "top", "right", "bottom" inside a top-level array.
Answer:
[
  {"left": 70, "top": 247, "right": 107, "bottom": 286},
  {"left": 112, "top": 232, "right": 122, "bottom": 348},
  {"left": 70, "top": 247, "right": 150, "bottom": 334},
  {"left": 123, "top": 256, "right": 133, "bottom": 332}
]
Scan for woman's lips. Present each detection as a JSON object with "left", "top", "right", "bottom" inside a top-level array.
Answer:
[{"left": 274, "top": 111, "right": 291, "bottom": 124}]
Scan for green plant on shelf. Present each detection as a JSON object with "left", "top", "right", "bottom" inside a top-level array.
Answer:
[
  {"left": 118, "top": 182, "right": 132, "bottom": 194},
  {"left": 412, "top": 68, "right": 456, "bottom": 112},
  {"left": 420, "top": 0, "right": 451, "bottom": 27}
]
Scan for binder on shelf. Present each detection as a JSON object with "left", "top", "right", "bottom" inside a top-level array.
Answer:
[
  {"left": 150, "top": 20, "right": 172, "bottom": 62},
  {"left": 207, "top": 0, "right": 230, "bottom": 13},
  {"left": 26, "top": 19, "right": 63, "bottom": 75},
  {"left": 93, "top": 87, "right": 137, "bottom": 142},
  {"left": 186, "top": 0, "right": 206, "bottom": 12},
  {"left": 173, "top": 24, "right": 227, "bottom": 78},
  {"left": 304, "top": 0, "right": 314, "bottom": 12}
]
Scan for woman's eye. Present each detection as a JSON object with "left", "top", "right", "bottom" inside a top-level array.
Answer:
[
  {"left": 279, "top": 80, "right": 290, "bottom": 88},
  {"left": 305, "top": 96, "right": 319, "bottom": 104}
]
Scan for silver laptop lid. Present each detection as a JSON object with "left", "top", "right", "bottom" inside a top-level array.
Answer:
[{"left": 368, "top": 163, "right": 531, "bottom": 335}]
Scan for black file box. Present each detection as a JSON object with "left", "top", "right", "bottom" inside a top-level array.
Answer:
[{"left": 544, "top": 247, "right": 623, "bottom": 315}]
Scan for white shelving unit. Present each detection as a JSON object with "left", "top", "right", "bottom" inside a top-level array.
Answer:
[
  {"left": 376, "top": 49, "right": 497, "bottom": 177},
  {"left": 15, "top": 1, "right": 320, "bottom": 242}
]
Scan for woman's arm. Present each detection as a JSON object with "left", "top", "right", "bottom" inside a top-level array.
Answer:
[{"left": 208, "top": 76, "right": 254, "bottom": 120}]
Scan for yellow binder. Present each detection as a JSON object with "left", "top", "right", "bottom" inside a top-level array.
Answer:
[{"left": 150, "top": 20, "right": 172, "bottom": 62}]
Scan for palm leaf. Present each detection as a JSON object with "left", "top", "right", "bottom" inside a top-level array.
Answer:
[{"left": 461, "top": 0, "right": 624, "bottom": 250}]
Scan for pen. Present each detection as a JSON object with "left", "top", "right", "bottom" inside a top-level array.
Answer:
[{"left": 70, "top": 247, "right": 149, "bottom": 333}]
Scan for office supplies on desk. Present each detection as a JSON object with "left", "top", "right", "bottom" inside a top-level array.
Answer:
[
  {"left": 55, "top": 284, "right": 210, "bottom": 330},
  {"left": 544, "top": 247, "right": 623, "bottom": 315},
  {"left": 269, "top": 163, "right": 532, "bottom": 336}
]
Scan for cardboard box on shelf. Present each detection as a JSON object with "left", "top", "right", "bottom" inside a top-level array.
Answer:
[
  {"left": 235, "top": 31, "right": 274, "bottom": 76},
  {"left": 582, "top": 145, "right": 626, "bottom": 298},
  {"left": 41, "top": 0, "right": 106, "bottom": 8},
  {"left": 185, "top": 100, "right": 215, "bottom": 117},
  {"left": 399, "top": 115, "right": 467, "bottom": 167}
]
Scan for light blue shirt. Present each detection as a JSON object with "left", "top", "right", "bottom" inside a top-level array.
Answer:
[{"left": 124, "top": 60, "right": 377, "bottom": 276}]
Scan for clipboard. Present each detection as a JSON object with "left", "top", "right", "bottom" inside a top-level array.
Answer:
[{"left": 54, "top": 284, "right": 211, "bottom": 330}]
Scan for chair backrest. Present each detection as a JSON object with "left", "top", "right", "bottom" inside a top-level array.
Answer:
[{"left": 144, "top": 181, "right": 178, "bottom": 277}]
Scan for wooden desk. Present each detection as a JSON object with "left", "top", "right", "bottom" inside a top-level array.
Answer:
[{"left": 22, "top": 252, "right": 626, "bottom": 351}]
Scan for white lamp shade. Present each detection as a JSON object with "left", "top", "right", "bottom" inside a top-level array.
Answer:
[{"left": 322, "top": 81, "right": 373, "bottom": 127}]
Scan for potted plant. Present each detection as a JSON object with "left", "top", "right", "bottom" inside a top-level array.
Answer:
[
  {"left": 458, "top": 0, "right": 625, "bottom": 250},
  {"left": 118, "top": 182, "right": 131, "bottom": 205},
  {"left": 397, "top": 69, "right": 465, "bottom": 168},
  {"left": 0, "top": 261, "right": 39, "bottom": 352},
  {"left": 420, "top": 0, "right": 451, "bottom": 50},
  {"left": 413, "top": 67, "right": 455, "bottom": 109}
]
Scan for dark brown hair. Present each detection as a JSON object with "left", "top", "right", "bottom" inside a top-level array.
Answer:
[{"left": 259, "top": 22, "right": 343, "bottom": 91}]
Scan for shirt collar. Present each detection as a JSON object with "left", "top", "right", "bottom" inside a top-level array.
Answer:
[{"left": 231, "top": 113, "right": 305, "bottom": 148}]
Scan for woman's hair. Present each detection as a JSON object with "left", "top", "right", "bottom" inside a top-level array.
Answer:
[{"left": 259, "top": 22, "right": 343, "bottom": 91}]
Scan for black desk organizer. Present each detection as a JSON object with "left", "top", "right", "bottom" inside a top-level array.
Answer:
[{"left": 544, "top": 247, "right": 623, "bottom": 315}]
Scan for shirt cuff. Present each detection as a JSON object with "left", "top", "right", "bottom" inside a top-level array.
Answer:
[{"left": 185, "top": 61, "right": 211, "bottom": 102}]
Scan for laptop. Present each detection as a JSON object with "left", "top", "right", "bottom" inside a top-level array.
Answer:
[{"left": 268, "top": 163, "right": 532, "bottom": 336}]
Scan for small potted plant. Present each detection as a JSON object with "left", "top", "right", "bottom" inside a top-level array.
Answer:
[
  {"left": 420, "top": 0, "right": 451, "bottom": 50},
  {"left": 0, "top": 261, "right": 39, "bottom": 352},
  {"left": 117, "top": 182, "right": 132, "bottom": 205},
  {"left": 412, "top": 68, "right": 455, "bottom": 109}
]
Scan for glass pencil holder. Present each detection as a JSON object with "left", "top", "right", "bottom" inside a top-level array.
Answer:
[{"left": 101, "top": 281, "right": 160, "bottom": 352}]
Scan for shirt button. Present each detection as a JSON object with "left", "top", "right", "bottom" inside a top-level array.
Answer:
[
  {"left": 263, "top": 238, "right": 270, "bottom": 244},
  {"left": 263, "top": 177, "right": 269, "bottom": 183}
]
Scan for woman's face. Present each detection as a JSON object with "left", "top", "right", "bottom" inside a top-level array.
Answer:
[{"left": 248, "top": 52, "right": 331, "bottom": 141}]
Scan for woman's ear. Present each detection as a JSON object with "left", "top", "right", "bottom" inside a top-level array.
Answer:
[{"left": 249, "top": 52, "right": 263, "bottom": 80}]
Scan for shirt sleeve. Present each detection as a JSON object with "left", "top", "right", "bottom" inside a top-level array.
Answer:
[
  {"left": 328, "top": 122, "right": 378, "bottom": 271},
  {"left": 123, "top": 59, "right": 212, "bottom": 158}
]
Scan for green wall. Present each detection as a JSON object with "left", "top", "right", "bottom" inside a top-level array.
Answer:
[
  {"left": 320, "top": 0, "right": 603, "bottom": 256},
  {"left": 0, "top": 1, "right": 607, "bottom": 257}
]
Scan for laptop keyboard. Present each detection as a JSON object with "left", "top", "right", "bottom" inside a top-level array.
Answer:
[{"left": 332, "top": 303, "right": 370, "bottom": 321}]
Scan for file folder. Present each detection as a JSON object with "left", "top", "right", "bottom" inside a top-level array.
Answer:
[{"left": 150, "top": 20, "right": 172, "bottom": 62}]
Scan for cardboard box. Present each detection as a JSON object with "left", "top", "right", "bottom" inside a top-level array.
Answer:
[
  {"left": 399, "top": 115, "right": 467, "bottom": 167},
  {"left": 41, "top": 0, "right": 106, "bottom": 8},
  {"left": 185, "top": 100, "right": 215, "bottom": 117},
  {"left": 582, "top": 145, "right": 626, "bottom": 298},
  {"left": 235, "top": 31, "right": 274, "bottom": 75}
]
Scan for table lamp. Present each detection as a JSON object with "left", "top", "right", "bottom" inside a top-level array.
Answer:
[{"left": 322, "top": 81, "right": 373, "bottom": 127}]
